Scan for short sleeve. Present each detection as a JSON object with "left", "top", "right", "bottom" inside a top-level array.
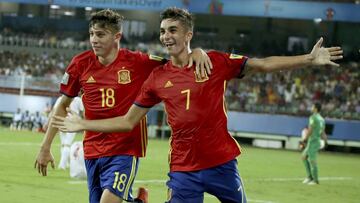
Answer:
[
  {"left": 223, "top": 53, "right": 248, "bottom": 80},
  {"left": 134, "top": 71, "right": 162, "bottom": 108},
  {"left": 309, "top": 116, "right": 315, "bottom": 128},
  {"left": 60, "top": 58, "right": 81, "bottom": 97},
  {"left": 137, "top": 52, "right": 167, "bottom": 71},
  {"left": 209, "top": 51, "right": 248, "bottom": 81}
]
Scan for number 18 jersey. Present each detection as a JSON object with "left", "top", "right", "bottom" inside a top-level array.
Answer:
[{"left": 60, "top": 49, "right": 163, "bottom": 159}]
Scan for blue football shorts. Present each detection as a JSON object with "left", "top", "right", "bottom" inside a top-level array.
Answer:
[
  {"left": 85, "top": 155, "right": 139, "bottom": 203},
  {"left": 166, "top": 159, "right": 246, "bottom": 203}
]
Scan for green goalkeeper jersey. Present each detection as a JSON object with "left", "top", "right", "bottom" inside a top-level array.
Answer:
[{"left": 308, "top": 113, "right": 325, "bottom": 146}]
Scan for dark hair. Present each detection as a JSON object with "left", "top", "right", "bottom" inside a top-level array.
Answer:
[
  {"left": 160, "top": 7, "right": 194, "bottom": 31},
  {"left": 314, "top": 102, "right": 322, "bottom": 112},
  {"left": 89, "top": 9, "right": 124, "bottom": 33}
]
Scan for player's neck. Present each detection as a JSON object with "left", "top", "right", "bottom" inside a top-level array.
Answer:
[
  {"left": 170, "top": 47, "right": 191, "bottom": 68},
  {"left": 98, "top": 48, "right": 119, "bottom": 66}
]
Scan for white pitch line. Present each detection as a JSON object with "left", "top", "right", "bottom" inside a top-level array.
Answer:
[
  {"left": 0, "top": 142, "right": 61, "bottom": 146},
  {"left": 68, "top": 176, "right": 353, "bottom": 185},
  {"left": 248, "top": 177, "right": 353, "bottom": 182},
  {"left": 68, "top": 176, "right": 353, "bottom": 203},
  {"left": 68, "top": 180, "right": 276, "bottom": 203}
]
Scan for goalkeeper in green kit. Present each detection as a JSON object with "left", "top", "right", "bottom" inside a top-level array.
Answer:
[{"left": 301, "top": 102, "right": 327, "bottom": 185}]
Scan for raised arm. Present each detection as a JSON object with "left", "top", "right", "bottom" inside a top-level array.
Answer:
[
  {"left": 243, "top": 37, "right": 343, "bottom": 76},
  {"left": 34, "top": 95, "right": 73, "bottom": 176},
  {"left": 52, "top": 104, "right": 149, "bottom": 133}
]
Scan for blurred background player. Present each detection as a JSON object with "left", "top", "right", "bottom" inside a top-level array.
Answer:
[
  {"left": 10, "top": 108, "right": 22, "bottom": 131},
  {"left": 301, "top": 102, "right": 327, "bottom": 185},
  {"left": 21, "top": 110, "right": 32, "bottom": 130},
  {"left": 31, "top": 111, "right": 45, "bottom": 132},
  {"left": 51, "top": 96, "right": 84, "bottom": 170},
  {"left": 69, "top": 141, "right": 87, "bottom": 179}
]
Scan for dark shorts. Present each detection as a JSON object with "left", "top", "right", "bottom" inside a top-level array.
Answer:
[
  {"left": 85, "top": 155, "right": 139, "bottom": 203},
  {"left": 166, "top": 159, "right": 246, "bottom": 203}
]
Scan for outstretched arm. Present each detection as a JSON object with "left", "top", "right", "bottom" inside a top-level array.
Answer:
[
  {"left": 52, "top": 104, "right": 149, "bottom": 133},
  {"left": 34, "top": 95, "right": 73, "bottom": 176},
  {"left": 243, "top": 37, "right": 343, "bottom": 76}
]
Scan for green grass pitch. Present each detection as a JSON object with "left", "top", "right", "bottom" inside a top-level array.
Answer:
[{"left": 0, "top": 127, "right": 359, "bottom": 203}]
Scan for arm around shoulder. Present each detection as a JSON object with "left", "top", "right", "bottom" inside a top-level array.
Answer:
[{"left": 53, "top": 104, "right": 150, "bottom": 133}]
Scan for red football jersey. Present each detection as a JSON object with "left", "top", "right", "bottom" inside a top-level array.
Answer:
[
  {"left": 60, "top": 49, "right": 164, "bottom": 159},
  {"left": 135, "top": 51, "right": 248, "bottom": 171}
]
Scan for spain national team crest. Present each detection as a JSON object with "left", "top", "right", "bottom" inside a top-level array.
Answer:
[
  {"left": 194, "top": 71, "right": 209, "bottom": 83},
  {"left": 118, "top": 68, "right": 131, "bottom": 84}
]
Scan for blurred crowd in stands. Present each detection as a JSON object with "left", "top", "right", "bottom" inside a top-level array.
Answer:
[
  {"left": 1, "top": 28, "right": 359, "bottom": 120},
  {"left": 10, "top": 106, "right": 50, "bottom": 132}
]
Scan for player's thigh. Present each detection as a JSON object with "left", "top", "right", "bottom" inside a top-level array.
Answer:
[
  {"left": 307, "top": 147, "right": 319, "bottom": 163},
  {"left": 100, "top": 189, "right": 123, "bottom": 203},
  {"left": 99, "top": 155, "right": 139, "bottom": 202},
  {"left": 302, "top": 145, "right": 311, "bottom": 159},
  {"left": 85, "top": 159, "right": 103, "bottom": 203},
  {"left": 204, "top": 159, "right": 246, "bottom": 203},
  {"left": 166, "top": 171, "right": 204, "bottom": 203}
]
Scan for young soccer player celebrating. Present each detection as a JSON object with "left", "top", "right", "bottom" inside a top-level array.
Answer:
[
  {"left": 53, "top": 7, "right": 342, "bottom": 203},
  {"left": 34, "top": 9, "right": 211, "bottom": 203}
]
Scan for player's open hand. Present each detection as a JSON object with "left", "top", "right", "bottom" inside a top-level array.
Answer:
[
  {"left": 309, "top": 37, "right": 343, "bottom": 67},
  {"left": 52, "top": 107, "right": 83, "bottom": 132},
  {"left": 34, "top": 150, "right": 55, "bottom": 176},
  {"left": 189, "top": 48, "right": 213, "bottom": 79}
]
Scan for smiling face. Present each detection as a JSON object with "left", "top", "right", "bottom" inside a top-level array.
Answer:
[
  {"left": 89, "top": 23, "right": 121, "bottom": 58},
  {"left": 159, "top": 19, "right": 193, "bottom": 57}
]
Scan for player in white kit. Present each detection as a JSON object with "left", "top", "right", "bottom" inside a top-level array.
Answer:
[{"left": 53, "top": 96, "right": 84, "bottom": 170}]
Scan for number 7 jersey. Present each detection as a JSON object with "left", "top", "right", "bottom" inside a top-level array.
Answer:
[
  {"left": 60, "top": 49, "right": 164, "bottom": 159},
  {"left": 134, "top": 51, "right": 248, "bottom": 172}
]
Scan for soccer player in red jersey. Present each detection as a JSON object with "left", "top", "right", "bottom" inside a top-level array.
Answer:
[
  {"left": 34, "top": 9, "right": 211, "bottom": 203},
  {"left": 53, "top": 7, "right": 343, "bottom": 203}
]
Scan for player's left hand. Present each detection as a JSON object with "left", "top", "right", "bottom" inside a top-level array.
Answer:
[
  {"left": 309, "top": 37, "right": 343, "bottom": 67},
  {"left": 34, "top": 149, "right": 55, "bottom": 176},
  {"left": 189, "top": 48, "right": 213, "bottom": 79}
]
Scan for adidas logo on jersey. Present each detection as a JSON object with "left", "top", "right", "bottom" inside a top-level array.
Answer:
[
  {"left": 164, "top": 80, "right": 173, "bottom": 88},
  {"left": 86, "top": 76, "right": 96, "bottom": 83}
]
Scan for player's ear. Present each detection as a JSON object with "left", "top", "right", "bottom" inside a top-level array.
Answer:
[
  {"left": 185, "top": 31, "right": 193, "bottom": 43},
  {"left": 115, "top": 32, "right": 122, "bottom": 41}
]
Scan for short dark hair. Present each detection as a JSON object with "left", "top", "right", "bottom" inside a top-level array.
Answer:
[
  {"left": 160, "top": 7, "right": 194, "bottom": 31},
  {"left": 314, "top": 102, "right": 322, "bottom": 112},
  {"left": 89, "top": 9, "right": 124, "bottom": 33}
]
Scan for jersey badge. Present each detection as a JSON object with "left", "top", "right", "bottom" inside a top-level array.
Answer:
[
  {"left": 229, "top": 54, "right": 244, "bottom": 59},
  {"left": 118, "top": 69, "right": 131, "bottom": 84},
  {"left": 164, "top": 80, "right": 173, "bottom": 88},
  {"left": 149, "top": 54, "right": 164, "bottom": 61},
  {"left": 86, "top": 76, "right": 96, "bottom": 83},
  {"left": 194, "top": 71, "right": 209, "bottom": 83},
  {"left": 61, "top": 72, "right": 69, "bottom": 85}
]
